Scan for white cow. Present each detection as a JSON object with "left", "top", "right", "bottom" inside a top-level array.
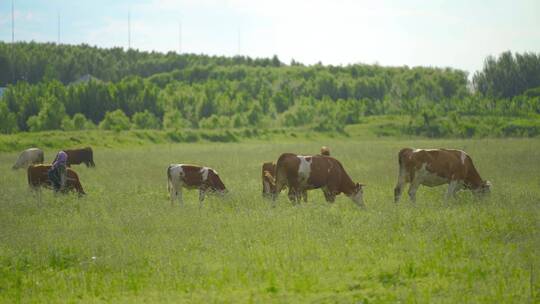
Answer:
[{"left": 12, "top": 148, "right": 44, "bottom": 170}]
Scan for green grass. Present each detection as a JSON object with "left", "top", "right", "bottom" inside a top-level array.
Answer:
[{"left": 0, "top": 138, "right": 539, "bottom": 303}]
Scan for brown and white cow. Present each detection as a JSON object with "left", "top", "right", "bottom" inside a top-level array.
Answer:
[
  {"left": 273, "top": 153, "right": 365, "bottom": 207},
  {"left": 262, "top": 146, "right": 331, "bottom": 199},
  {"left": 64, "top": 147, "right": 95, "bottom": 167},
  {"left": 394, "top": 148, "right": 491, "bottom": 203},
  {"left": 12, "top": 148, "right": 44, "bottom": 169},
  {"left": 167, "top": 164, "right": 227, "bottom": 206},
  {"left": 27, "top": 164, "right": 86, "bottom": 195}
]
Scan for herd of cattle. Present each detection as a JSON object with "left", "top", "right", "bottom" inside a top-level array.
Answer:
[{"left": 12, "top": 145, "right": 492, "bottom": 206}]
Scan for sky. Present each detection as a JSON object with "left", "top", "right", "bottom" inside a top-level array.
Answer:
[{"left": 0, "top": 0, "right": 539, "bottom": 75}]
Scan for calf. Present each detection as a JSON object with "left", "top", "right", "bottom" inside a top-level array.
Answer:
[
  {"left": 64, "top": 147, "right": 95, "bottom": 167},
  {"left": 167, "top": 164, "right": 227, "bottom": 206},
  {"left": 12, "top": 148, "right": 44, "bottom": 169},
  {"left": 262, "top": 161, "right": 277, "bottom": 199},
  {"left": 273, "top": 153, "right": 365, "bottom": 207},
  {"left": 27, "top": 164, "right": 86, "bottom": 195},
  {"left": 394, "top": 148, "right": 491, "bottom": 203},
  {"left": 320, "top": 146, "right": 330, "bottom": 156}
]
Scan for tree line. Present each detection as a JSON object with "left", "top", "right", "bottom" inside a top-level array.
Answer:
[{"left": 0, "top": 42, "right": 538, "bottom": 135}]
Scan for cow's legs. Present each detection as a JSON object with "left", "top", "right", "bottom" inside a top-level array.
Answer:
[
  {"left": 394, "top": 180, "right": 406, "bottom": 203},
  {"left": 177, "top": 189, "right": 183, "bottom": 206},
  {"left": 323, "top": 189, "right": 336, "bottom": 203},
  {"left": 301, "top": 190, "right": 308, "bottom": 203},
  {"left": 199, "top": 189, "right": 206, "bottom": 207},
  {"left": 408, "top": 180, "right": 421, "bottom": 203},
  {"left": 394, "top": 167, "right": 409, "bottom": 203},
  {"left": 445, "top": 180, "right": 460, "bottom": 200}
]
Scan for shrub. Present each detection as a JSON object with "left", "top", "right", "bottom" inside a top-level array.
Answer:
[
  {"left": 0, "top": 101, "right": 18, "bottom": 134},
  {"left": 26, "top": 95, "right": 67, "bottom": 132},
  {"left": 99, "top": 109, "right": 131, "bottom": 131},
  {"left": 163, "top": 109, "right": 188, "bottom": 130},
  {"left": 132, "top": 110, "right": 161, "bottom": 129}
]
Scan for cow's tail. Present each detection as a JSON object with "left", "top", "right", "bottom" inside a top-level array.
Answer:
[{"left": 167, "top": 165, "right": 173, "bottom": 194}]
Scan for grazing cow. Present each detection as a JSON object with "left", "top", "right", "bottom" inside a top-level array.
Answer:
[
  {"left": 27, "top": 164, "right": 86, "bottom": 195},
  {"left": 273, "top": 153, "right": 365, "bottom": 207},
  {"left": 262, "top": 146, "right": 331, "bottom": 199},
  {"left": 394, "top": 148, "right": 491, "bottom": 203},
  {"left": 64, "top": 147, "right": 95, "bottom": 167},
  {"left": 167, "top": 164, "right": 227, "bottom": 205},
  {"left": 320, "top": 146, "right": 330, "bottom": 156},
  {"left": 12, "top": 148, "right": 44, "bottom": 169},
  {"left": 262, "top": 161, "right": 277, "bottom": 199}
]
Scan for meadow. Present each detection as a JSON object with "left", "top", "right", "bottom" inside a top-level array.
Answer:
[{"left": 0, "top": 137, "right": 539, "bottom": 303}]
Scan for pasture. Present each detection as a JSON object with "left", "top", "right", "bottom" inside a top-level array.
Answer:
[{"left": 0, "top": 138, "right": 539, "bottom": 303}]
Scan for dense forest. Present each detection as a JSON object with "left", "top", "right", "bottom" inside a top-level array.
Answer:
[{"left": 0, "top": 42, "right": 539, "bottom": 136}]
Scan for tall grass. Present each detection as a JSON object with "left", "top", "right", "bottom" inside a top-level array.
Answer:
[{"left": 0, "top": 138, "right": 538, "bottom": 302}]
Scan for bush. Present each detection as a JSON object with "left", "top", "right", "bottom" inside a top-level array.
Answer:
[
  {"left": 132, "top": 110, "right": 161, "bottom": 129},
  {"left": 0, "top": 101, "right": 18, "bottom": 134},
  {"left": 163, "top": 109, "right": 188, "bottom": 130},
  {"left": 99, "top": 109, "right": 131, "bottom": 131},
  {"left": 26, "top": 95, "right": 67, "bottom": 132}
]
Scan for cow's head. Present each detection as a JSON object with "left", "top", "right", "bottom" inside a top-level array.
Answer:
[
  {"left": 209, "top": 170, "right": 227, "bottom": 196},
  {"left": 473, "top": 180, "right": 492, "bottom": 198},
  {"left": 350, "top": 183, "right": 365, "bottom": 207}
]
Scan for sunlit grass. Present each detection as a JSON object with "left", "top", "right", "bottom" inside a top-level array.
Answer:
[{"left": 0, "top": 138, "right": 538, "bottom": 302}]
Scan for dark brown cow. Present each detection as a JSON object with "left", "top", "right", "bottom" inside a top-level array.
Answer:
[
  {"left": 27, "top": 164, "right": 86, "bottom": 195},
  {"left": 273, "top": 153, "right": 365, "bottom": 207},
  {"left": 64, "top": 147, "right": 95, "bottom": 167},
  {"left": 394, "top": 148, "right": 491, "bottom": 203},
  {"left": 167, "top": 164, "right": 227, "bottom": 205}
]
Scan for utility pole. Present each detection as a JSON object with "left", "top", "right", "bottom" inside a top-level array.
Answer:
[
  {"left": 11, "top": 0, "right": 15, "bottom": 43},
  {"left": 237, "top": 27, "right": 241, "bottom": 55},
  {"left": 178, "top": 20, "right": 182, "bottom": 54},
  {"left": 128, "top": 9, "right": 131, "bottom": 49},
  {"left": 11, "top": 0, "right": 15, "bottom": 83},
  {"left": 57, "top": 11, "right": 60, "bottom": 44}
]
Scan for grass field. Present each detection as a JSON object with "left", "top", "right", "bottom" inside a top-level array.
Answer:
[{"left": 0, "top": 137, "right": 539, "bottom": 303}]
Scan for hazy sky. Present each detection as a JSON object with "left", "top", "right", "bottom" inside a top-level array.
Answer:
[{"left": 1, "top": 0, "right": 539, "bottom": 74}]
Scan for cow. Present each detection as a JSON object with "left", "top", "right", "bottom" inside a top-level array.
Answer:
[
  {"left": 394, "top": 148, "right": 491, "bottom": 203},
  {"left": 273, "top": 153, "right": 365, "bottom": 207},
  {"left": 167, "top": 164, "right": 227, "bottom": 206},
  {"left": 12, "top": 148, "right": 44, "bottom": 169},
  {"left": 27, "top": 164, "right": 86, "bottom": 196},
  {"left": 64, "top": 147, "right": 95, "bottom": 167},
  {"left": 262, "top": 144, "right": 331, "bottom": 199}
]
